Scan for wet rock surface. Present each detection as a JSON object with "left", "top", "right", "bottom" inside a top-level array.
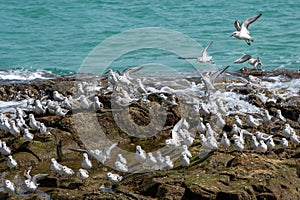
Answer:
[{"left": 0, "top": 69, "right": 299, "bottom": 200}]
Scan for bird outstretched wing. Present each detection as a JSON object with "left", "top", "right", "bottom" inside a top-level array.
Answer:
[{"left": 242, "top": 14, "right": 262, "bottom": 29}]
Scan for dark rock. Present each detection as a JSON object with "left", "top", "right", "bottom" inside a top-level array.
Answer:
[
  {"left": 39, "top": 177, "right": 58, "bottom": 188},
  {"left": 183, "top": 184, "right": 216, "bottom": 200},
  {"left": 248, "top": 94, "right": 265, "bottom": 108},
  {"left": 156, "top": 184, "right": 185, "bottom": 200},
  {"left": 256, "top": 193, "right": 277, "bottom": 200}
]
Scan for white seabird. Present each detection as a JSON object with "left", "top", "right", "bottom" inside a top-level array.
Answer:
[
  {"left": 81, "top": 153, "right": 92, "bottom": 169},
  {"left": 39, "top": 123, "right": 51, "bottom": 136},
  {"left": 234, "top": 55, "right": 263, "bottom": 69},
  {"left": 282, "top": 124, "right": 293, "bottom": 138},
  {"left": 162, "top": 155, "right": 174, "bottom": 170},
  {"left": 76, "top": 168, "right": 89, "bottom": 181},
  {"left": 180, "top": 153, "right": 190, "bottom": 167},
  {"left": 107, "top": 69, "right": 119, "bottom": 90},
  {"left": 107, "top": 172, "right": 122, "bottom": 186},
  {"left": 136, "top": 79, "right": 148, "bottom": 95},
  {"left": 290, "top": 130, "right": 300, "bottom": 145},
  {"left": 4, "top": 179, "right": 15, "bottom": 194},
  {"left": 29, "top": 114, "right": 40, "bottom": 130},
  {"left": 60, "top": 166, "right": 75, "bottom": 178},
  {"left": 70, "top": 142, "right": 118, "bottom": 165},
  {"left": 9, "top": 120, "right": 21, "bottom": 137},
  {"left": 55, "top": 106, "right": 69, "bottom": 117},
  {"left": 250, "top": 135, "right": 259, "bottom": 150},
  {"left": 262, "top": 110, "right": 273, "bottom": 125},
  {"left": 53, "top": 91, "right": 65, "bottom": 102},
  {"left": 116, "top": 154, "right": 127, "bottom": 165},
  {"left": 246, "top": 115, "right": 260, "bottom": 128},
  {"left": 154, "top": 151, "right": 165, "bottom": 170},
  {"left": 234, "top": 115, "right": 243, "bottom": 128},
  {"left": 16, "top": 118, "right": 29, "bottom": 131},
  {"left": 216, "top": 113, "right": 226, "bottom": 128},
  {"left": 233, "top": 139, "right": 244, "bottom": 152},
  {"left": 50, "top": 158, "right": 63, "bottom": 175},
  {"left": 181, "top": 144, "right": 192, "bottom": 158},
  {"left": 256, "top": 140, "right": 268, "bottom": 153},
  {"left": 220, "top": 133, "right": 231, "bottom": 149},
  {"left": 93, "top": 96, "right": 104, "bottom": 111},
  {"left": 144, "top": 152, "right": 157, "bottom": 169},
  {"left": 114, "top": 160, "right": 128, "bottom": 172},
  {"left": 135, "top": 145, "right": 147, "bottom": 164},
  {"left": 197, "top": 117, "right": 207, "bottom": 133},
  {"left": 205, "top": 123, "right": 218, "bottom": 138},
  {"left": 200, "top": 134, "right": 218, "bottom": 150},
  {"left": 276, "top": 109, "right": 286, "bottom": 122},
  {"left": 231, "top": 13, "right": 262, "bottom": 45},
  {"left": 0, "top": 141, "right": 11, "bottom": 156},
  {"left": 34, "top": 100, "right": 46, "bottom": 114},
  {"left": 256, "top": 131, "right": 272, "bottom": 141},
  {"left": 23, "top": 166, "right": 48, "bottom": 193},
  {"left": 200, "top": 65, "right": 230, "bottom": 92},
  {"left": 7, "top": 155, "right": 18, "bottom": 169},
  {"left": 178, "top": 41, "right": 214, "bottom": 63},
  {"left": 23, "top": 128, "right": 34, "bottom": 141},
  {"left": 266, "top": 137, "right": 275, "bottom": 151},
  {"left": 280, "top": 138, "right": 289, "bottom": 149}
]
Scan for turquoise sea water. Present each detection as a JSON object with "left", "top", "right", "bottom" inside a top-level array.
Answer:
[{"left": 1, "top": 0, "right": 299, "bottom": 75}]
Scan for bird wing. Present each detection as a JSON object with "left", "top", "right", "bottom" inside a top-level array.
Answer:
[
  {"left": 104, "top": 142, "right": 119, "bottom": 157},
  {"left": 69, "top": 148, "right": 88, "bottom": 153},
  {"left": 234, "top": 55, "right": 252, "bottom": 64},
  {"left": 32, "top": 174, "right": 49, "bottom": 185},
  {"left": 24, "top": 166, "right": 32, "bottom": 180},
  {"left": 210, "top": 65, "right": 230, "bottom": 83},
  {"left": 242, "top": 14, "right": 262, "bottom": 29},
  {"left": 123, "top": 66, "right": 143, "bottom": 75},
  {"left": 234, "top": 20, "right": 241, "bottom": 31},
  {"left": 201, "top": 41, "right": 213, "bottom": 58}
]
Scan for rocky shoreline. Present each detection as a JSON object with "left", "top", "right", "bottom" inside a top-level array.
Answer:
[{"left": 0, "top": 68, "right": 299, "bottom": 200}]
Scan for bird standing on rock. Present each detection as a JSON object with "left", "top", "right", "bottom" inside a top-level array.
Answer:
[
  {"left": 220, "top": 133, "right": 231, "bottom": 150},
  {"left": 7, "top": 155, "right": 18, "bottom": 169},
  {"left": 23, "top": 166, "right": 48, "bottom": 193},
  {"left": 256, "top": 140, "right": 268, "bottom": 153},
  {"left": 77, "top": 168, "right": 89, "bottom": 182},
  {"left": 107, "top": 172, "right": 122, "bottom": 186},
  {"left": 135, "top": 145, "right": 147, "bottom": 164},
  {"left": 53, "top": 91, "right": 65, "bottom": 102},
  {"left": 246, "top": 115, "right": 260, "bottom": 128},
  {"left": 280, "top": 138, "right": 289, "bottom": 149},
  {"left": 23, "top": 128, "right": 34, "bottom": 141},
  {"left": 266, "top": 138, "right": 275, "bottom": 151},
  {"left": 29, "top": 114, "right": 40, "bottom": 130},
  {"left": 4, "top": 179, "right": 15, "bottom": 194},
  {"left": 234, "top": 115, "right": 243, "bottom": 128},
  {"left": 81, "top": 153, "right": 92, "bottom": 169},
  {"left": 276, "top": 109, "right": 286, "bottom": 123},
  {"left": 180, "top": 153, "right": 190, "bottom": 167}
]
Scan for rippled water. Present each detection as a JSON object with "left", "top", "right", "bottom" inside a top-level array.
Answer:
[{"left": 0, "top": 0, "right": 299, "bottom": 75}]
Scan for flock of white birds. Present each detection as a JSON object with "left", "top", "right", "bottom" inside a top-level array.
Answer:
[{"left": 0, "top": 64, "right": 299, "bottom": 197}]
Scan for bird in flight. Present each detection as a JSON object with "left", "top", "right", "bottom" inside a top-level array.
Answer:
[
  {"left": 231, "top": 14, "right": 262, "bottom": 45},
  {"left": 234, "top": 55, "right": 263, "bottom": 69},
  {"left": 178, "top": 41, "right": 214, "bottom": 63}
]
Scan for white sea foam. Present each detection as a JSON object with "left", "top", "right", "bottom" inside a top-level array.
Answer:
[
  {"left": 0, "top": 70, "right": 52, "bottom": 80},
  {"left": 0, "top": 100, "right": 29, "bottom": 114}
]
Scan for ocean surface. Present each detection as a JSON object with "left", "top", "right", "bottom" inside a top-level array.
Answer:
[{"left": 1, "top": 0, "right": 299, "bottom": 76}]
